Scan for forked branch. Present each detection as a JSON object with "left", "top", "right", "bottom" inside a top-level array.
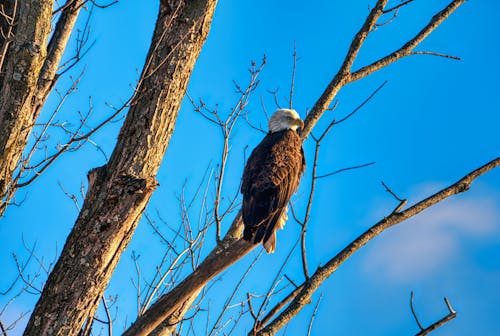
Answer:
[
  {"left": 300, "top": 0, "right": 466, "bottom": 139},
  {"left": 411, "top": 292, "right": 457, "bottom": 336}
]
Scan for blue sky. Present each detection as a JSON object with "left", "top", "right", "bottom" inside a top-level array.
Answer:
[{"left": 1, "top": 1, "right": 499, "bottom": 335}]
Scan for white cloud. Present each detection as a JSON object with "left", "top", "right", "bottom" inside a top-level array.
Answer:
[{"left": 362, "top": 187, "right": 500, "bottom": 283}]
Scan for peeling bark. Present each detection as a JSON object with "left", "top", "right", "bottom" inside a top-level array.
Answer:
[{"left": 23, "top": 1, "right": 218, "bottom": 335}]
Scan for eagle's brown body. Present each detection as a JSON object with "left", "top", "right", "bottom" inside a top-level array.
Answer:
[{"left": 241, "top": 129, "right": 305, "bottom": 253}]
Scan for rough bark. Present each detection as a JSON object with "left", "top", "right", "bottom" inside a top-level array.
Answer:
[
  {"left": 0, "top": 0, "right": 54, "bottom": 215},
  {"left": 23, "top": 1, "right": 218, "bottom": 335}
]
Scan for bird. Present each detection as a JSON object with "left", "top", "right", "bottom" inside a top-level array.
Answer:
[{"left": 241, "top": 108, "right": 306, "bottom": 253}]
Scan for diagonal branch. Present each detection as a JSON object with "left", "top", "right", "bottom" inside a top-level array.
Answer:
[
  {"left": 37, "top": 0, "right": 84, "bottom": 100},
  {"left": 256, "top": 157, "right": 500, "bottom": 335}
]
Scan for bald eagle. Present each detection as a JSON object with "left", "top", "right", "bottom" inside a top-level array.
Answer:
[{"left": 241, "top": 109, "right": 306, "bottom": 253}]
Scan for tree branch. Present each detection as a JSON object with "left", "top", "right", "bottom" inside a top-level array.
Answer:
[
  {"left": 414, "top": 295, "right": 457, "bottom": 336},
  {"left": 257, "top": 157, "right": 500, "bottom": 335}
]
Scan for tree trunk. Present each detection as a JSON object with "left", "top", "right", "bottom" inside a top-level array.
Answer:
[
  {"left": 0, "top": 0, "right": 54, "bottom": 215},
  {"left": 23, "top": 1, "right": 218, "bottom": 335}
]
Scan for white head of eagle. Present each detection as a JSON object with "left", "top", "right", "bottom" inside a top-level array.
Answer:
[{"left": 241, "top": 109, "right": 306, "bottom": 253}]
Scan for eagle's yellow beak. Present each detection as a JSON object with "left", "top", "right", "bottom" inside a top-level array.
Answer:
[{"left": 295, "top": 119, "right": 304, "bottom": 129}]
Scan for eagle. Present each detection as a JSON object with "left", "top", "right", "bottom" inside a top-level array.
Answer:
[{"left": 241, "top": 108, "right": 306, "bottom": 253}]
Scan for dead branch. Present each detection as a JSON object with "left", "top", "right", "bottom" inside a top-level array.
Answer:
[
  {"left": 56, "top": 3, "right": 94, "bottom": 77},
  {"left": 299, "top": 0, "right": 389, "bottom": 138},
  {"left": 333, "top": 80, "right": 387, "bottom": 126},
  {"left": 383, "top": 0, "right": 414, "bottom": 14},
  {"left": 316, "top": 162, "right": 376, "bottom": 179},
  {"left": 349, "top": 1, "right": 465, "bottom": 82},
  {"left": 14, "top": 93, "right": 132, "bottom": 189},
  {"left": 88, "top": 0, "right": 118, "bottom": 10},
  {"left": 409, "top": 51, "right": 460, "bottom": 60},
  {"left": 102, "top": 296, "right": 113, "bottom": 336},
  {"left": 252, "top": 235, "right": 301, "bottom": 334},
  {"left": 123, "top": 214, "right": 255, "bottom": 336}
]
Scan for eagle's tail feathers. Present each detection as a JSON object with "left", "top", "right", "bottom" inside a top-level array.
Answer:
[{"left": 263, "top": 232, "right": 276, "bottom": 254}]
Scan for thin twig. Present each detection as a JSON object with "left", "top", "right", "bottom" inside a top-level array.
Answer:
[
  {"left": 289, "top": 42, "right": 298, "bottom": 109},
  {"left": 306, "top": 294, "right": 323, "bottom": 336},
  {"left": 333, "top": 81, "right": 387, "bottom": 126},
  {"left": 316, "top": 162, "right": 376, "bottom": 179},
  {"left": 253, "top": 236, "right": 301, "bottom": 333},
  {"left": 409, "top": 51, "right": 460, "bottom": 60},
  {"left": 0, "top": 319, "right": 7, "bottom": 336},
  {"left": 383, "top": 0, "right": 414, "bottom": 14},
  {"left": 381, "top": 181, "right": 408, "bottom": 214},
  {"left": 410, "top": 291, "right": 424, "bottom": 331},
  {"left": 102, "top": 296, "right": 113, "bottom": 336},
  {"left": 209, "top": 251, "right": 262, "bottom": 335},
  {"left": 89, "top": 0, "right": 118, "bottom": 9}
]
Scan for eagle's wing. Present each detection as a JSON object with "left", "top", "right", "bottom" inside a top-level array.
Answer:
[{"left": 241, "top": 131, "right": 304, "bottom": 252}]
